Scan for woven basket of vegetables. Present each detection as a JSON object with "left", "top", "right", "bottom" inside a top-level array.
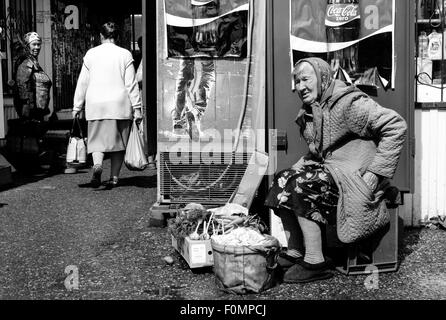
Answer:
[{"left": 211, "top": 228, "right": 281, "bottom": 295}]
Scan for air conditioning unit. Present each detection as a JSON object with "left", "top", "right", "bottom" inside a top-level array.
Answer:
[{"left": 159, "top": 152, "right": 252, "bottom": 205}]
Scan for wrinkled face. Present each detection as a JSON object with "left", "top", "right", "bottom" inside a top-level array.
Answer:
[
  {"left": 28, "top": 40, "right": 41, "bottom": 58},
  {"left": 294, "top": 62, "right": 318, "bottom": 105}
]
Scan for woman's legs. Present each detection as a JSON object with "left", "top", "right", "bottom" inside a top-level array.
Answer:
[
  {"left": 89, "top": 151, "right": 124, "bottom": 187},
  {"left": 283, "top": 216, "right": 333, "bottom": 283},
  {"left": 297, "top": 216, "right": 325, "bottom": 265},
  {"left": 110, "top": 151, "right": 125, "bottom": 181},
  {"left": 92, "top": 152, "right": 104, "bottom": 166},
  {"left": 277, "top": 208, "right": 304, "bottom": 257},
  {"left": 90, "top": 152, "right": 104, "bottom": 188}
]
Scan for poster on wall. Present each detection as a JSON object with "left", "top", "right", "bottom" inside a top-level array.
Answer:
[
  {"left": 164, "top": 0, "right": 249, "bottom": 58},
  {"left": 290, "top": 0, "right": 395, "bottom": 89}
]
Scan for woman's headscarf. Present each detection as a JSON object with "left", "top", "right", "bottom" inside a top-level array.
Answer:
[
  {"left": 293, "top": 57, "right": 335, "bottom": 157},
  {"left": 24, "top": 32, "right": 42, "bottom": 46},
  {"left": 293, "top": 57, "right": 334, "bottom": 105}
]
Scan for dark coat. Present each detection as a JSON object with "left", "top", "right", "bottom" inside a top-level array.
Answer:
[{"left": 15, "top": 56, "right": 52, "bottom": 120}]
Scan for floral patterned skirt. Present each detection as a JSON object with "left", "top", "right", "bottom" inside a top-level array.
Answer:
[{"left": 265, "top": 163, "right": 339, "bottom": 225}]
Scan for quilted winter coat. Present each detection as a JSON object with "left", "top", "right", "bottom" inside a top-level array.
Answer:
[{"left": 295, "top": 77, "right": 407, "bottom": 244}]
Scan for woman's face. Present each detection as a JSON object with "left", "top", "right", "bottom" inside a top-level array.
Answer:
[
  {"left": 295, "top": 62, "right": 318, "bottom": 105},
  {"left": 28, "top": 40, "right": 41, "bottom": 58}
]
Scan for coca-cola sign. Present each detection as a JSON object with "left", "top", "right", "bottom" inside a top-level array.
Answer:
[{"left": 325, "top": 4, "right": 360, "bottom": 24}]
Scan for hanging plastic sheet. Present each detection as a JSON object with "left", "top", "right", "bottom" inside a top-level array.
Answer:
[
  {"left": 164, "top": 0, "right": 250, "bottom": 58},
  {"left": 289, "top": 0, "right": 395, "bottom": 89}
]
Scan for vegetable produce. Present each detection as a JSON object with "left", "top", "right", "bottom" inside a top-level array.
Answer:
[
  {"left": 212, "top": 228, "right": 270, "bottom": 246},
  {"left": 189, "top": 219, "right": 203, "bottom": 240},
  {"left": 167, "top": 208, "right": 209, "bottom": 239},
  {"left": 168, "top": 203, "right": 269, "bottom": 242}
]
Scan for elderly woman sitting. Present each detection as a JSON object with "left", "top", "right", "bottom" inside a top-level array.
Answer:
[{"left": 265, "top": 57, "right": 407, "bottom": 283}]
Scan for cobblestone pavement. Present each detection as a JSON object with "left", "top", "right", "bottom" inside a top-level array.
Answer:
[{"left": 0, "top": 161, "right": 445, "bottom": 300}]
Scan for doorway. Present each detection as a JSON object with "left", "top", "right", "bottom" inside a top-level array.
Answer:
[{"left": 50, "top": 0, "right": 145, "bottom": 111}]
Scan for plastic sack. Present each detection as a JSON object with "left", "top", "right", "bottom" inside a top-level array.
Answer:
[
  {"left": 125, "top": 121, "right": 149, "bottom": 171},
  {"left": 66, "top": 117, "right": 87, "bottom": 164},
  {"left": 208, "top": 203, "right": 249, "bottom": 217},
  {"left": 66, "top": 137, "right": 87, "bottom": 164},
  {"left": 211, "top": 235, "right": 281, "bottom": 295}
]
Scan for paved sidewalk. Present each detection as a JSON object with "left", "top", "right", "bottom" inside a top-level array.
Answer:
[{"left": 0, "top": 161, "right": 445, "bottom": 300}]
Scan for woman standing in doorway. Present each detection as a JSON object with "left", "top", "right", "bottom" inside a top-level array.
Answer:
[
  {"left": 15, "top": 31, "right": 52, "bottom": 121},
  {"left": 72, "top": 22, "right": 143, "bottom": 188}
]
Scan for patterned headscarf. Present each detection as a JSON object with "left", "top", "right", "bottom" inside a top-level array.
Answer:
[
  {"left": 293, "top": 57, "right": 334, "bottom": 104},
  {"left": 24, "top": 32, "right": 42, "bottom": 46}
]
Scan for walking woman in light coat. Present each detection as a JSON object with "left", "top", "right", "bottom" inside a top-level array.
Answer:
[{"left": 72, "top": 22, "right": 143, "bottom": 188}]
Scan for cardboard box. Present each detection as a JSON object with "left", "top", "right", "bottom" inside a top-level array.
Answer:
[
  {"left": 417, "top": 83, "right": 443, "bottom": 102},
  {"left": 172, "top": 235, "right": 214, "bottom": 269}
]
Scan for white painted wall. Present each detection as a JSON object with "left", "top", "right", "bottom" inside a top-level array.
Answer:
[
  {"left": 404, "top": 109, "right": 446, "bottom": 226},
  {"left": 418, "top": 109, "right": 446, "bottom": 222}
]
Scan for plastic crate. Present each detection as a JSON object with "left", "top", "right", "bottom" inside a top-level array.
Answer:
[{"left": 326, "top": 208, "right": 400, "bottom": 275}]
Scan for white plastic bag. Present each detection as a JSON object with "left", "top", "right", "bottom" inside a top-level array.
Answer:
[
  {"left": 66, "top": 117, "right": 87, "bottom": 164},
  {"left": 208, "top": 203, "right": 249, "bottom": 217},
  {"left": 66, "top": 137, "right": 87, "bottom": 164},
  {"left": 125, "top": 120, "right": 149, "bottom": 171}
]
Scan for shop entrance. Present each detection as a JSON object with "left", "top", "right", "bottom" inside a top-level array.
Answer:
[
  {"left": 50, "top": 0, "right": 156, "bottom": 156},
  {"left": 51, "top": 0, "right": 144, "bottom": 111}
]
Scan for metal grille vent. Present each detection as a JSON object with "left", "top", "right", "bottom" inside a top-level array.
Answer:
[{"left": 160, "top": 152, "right": 251, "bottom": 205}]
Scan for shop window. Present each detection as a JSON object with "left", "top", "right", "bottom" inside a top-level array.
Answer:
[
  {"left": 415, "top": 0, "right": 446, "bottom": 106},
  {"left": 125, "top": 13, "right": 142, "bottom": 67}
]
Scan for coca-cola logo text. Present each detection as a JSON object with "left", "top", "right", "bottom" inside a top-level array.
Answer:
[{"left": 326, "top": 4, "right": 359, "bottom": 22}]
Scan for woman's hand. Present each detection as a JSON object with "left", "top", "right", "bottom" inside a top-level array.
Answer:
[
  {"left": 133, "top": 108, "right": 143, "bottom": 124},
  {"left": 72, "top": 110, "right": 80, "bottom": 119},
  {"left": 362, "top": 171, "right": 379, "bottom": 192}
]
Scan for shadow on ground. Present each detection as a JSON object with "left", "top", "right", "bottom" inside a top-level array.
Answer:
[
  {"left": 116, "top": 176, "right": 158, "bottom": 189},
  {"left": 0, "top": 170, "right": 61, "bottom": 193},
  {"left": 0, "top": 148, "right": 69, "bottom": 192},
  {"left": 398, "top": 227, "right": 422, "bottom": 262}
]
